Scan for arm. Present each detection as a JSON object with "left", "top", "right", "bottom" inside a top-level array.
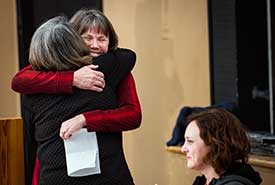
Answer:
[
  {"left": 60, "top": 50, "right": 141, "bottom": 139},
  {"left": 11, "top": 65, "right": 105, "bottom": 94},
  {"left": 60, "top": 74, "right": 142, "bottom": 138},
  {"left": 11, "top": 65, "right": 73, "bottom": 94},
  {"left": 84, "top": 73, "right": 142, "bottom": 132},
  {"left": 11, "top": 48, "right": 134, "bottom": 94}
]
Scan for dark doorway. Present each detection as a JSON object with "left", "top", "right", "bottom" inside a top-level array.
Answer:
[
  {"left": 208, "top": 0, "right": 275, "bottom": 134},
  {"left": 236, "top": 1, "right": 270, "bottom": 132}
]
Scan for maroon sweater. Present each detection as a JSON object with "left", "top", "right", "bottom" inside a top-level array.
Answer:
[{"left": 12, "top": 56, "right": 142, "bottom": 132}]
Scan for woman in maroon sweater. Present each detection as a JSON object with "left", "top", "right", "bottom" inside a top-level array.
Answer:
[
  {"left": 27, "top": 15, "right": 136, "bottom": 185},
  {"left": 12, "top": 9, "right": 141, "bottom": 185}
]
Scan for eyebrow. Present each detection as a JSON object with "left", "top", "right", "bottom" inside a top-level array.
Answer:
[{"left": 83, "top": 32, "right": 107, "bottom": 36}]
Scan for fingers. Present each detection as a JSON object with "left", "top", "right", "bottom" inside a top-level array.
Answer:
[
  {"left": 63, "top": 131, "right": 72, "bottom": 140},
  {"left": 93, "top": 76, "right": 105, "bottom": 87},
  {"left": 73, "top": 65, "right": 105, "bottom": 91},
  {"left": 87, "top": 64, "right": 99, "bottom": 69},
  {"left": 60, "top": 126, "right": 72, "bottom": 140},
  {"left": 60, "top": 114, "right": 86, "bottom": 140},
  {"left": 87, "top": 74, "right": 105, "bottom": 90},
  {"left": 92, "top": 70, "right": 104, "bottom": 79},
  {"left": 87, "top": 69, "right": 105, "bottom": 89},
  {"left": 91, "top": 86, "right": 104, "bottom": 92},
  {"left": 87, "top": 65, "right": 104, "bottom": 78}
]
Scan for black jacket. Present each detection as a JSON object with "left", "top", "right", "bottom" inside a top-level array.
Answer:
[
  {"left": 25, "top": 49, "right": 136, "bottom": 185},
  {"left": 193, "top": 163, "right": 262, "bottom": 185}
]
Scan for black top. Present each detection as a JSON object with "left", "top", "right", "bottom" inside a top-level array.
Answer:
[
  {"left": 25, "top": 48, "right": 136, "bottom": 185},
  {"left": 192, "top": 162, "right": 262, "bottom": 185}
]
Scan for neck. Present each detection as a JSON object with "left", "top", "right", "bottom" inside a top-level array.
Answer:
[{"left": 201, "top": 166, "right": 219, "bottom": 185}]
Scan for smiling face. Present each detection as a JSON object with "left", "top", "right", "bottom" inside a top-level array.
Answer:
[
  {"left": 81, "top": 27, "right": 109, "bottom": 57},
  {"left": 181, "top": 121, "right": 210, "bottom": 171}
]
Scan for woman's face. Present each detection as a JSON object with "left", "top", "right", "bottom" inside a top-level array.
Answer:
[
  {"left": 81, "top": 27, "right": 109, "bottom": 57},
  {"left": 181, "top": 121, "right": 210, "bottom": 171}
]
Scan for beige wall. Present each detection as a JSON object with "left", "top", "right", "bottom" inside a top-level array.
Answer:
[
  {"left": 104, "top": 0, "right": 210, "bottom": 184},
  {"left": 0, "top": 0, "right": 20, "bottom": 118},
  {"left": 253, "top": 166, "right": 275, "bottom": 185},
  {"left": 4, "top": 1, "right": 273, "bottom": 185}
]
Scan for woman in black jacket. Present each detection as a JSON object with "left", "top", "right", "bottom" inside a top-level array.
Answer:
[{"left": 181, "top": 108, "right": 262, "bottom": 185}]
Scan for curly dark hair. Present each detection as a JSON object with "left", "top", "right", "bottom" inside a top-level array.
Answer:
[{"left": 186, "top": 108, "right": 250, "bottom": 175}]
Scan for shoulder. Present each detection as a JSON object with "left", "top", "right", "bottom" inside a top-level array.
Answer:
[
  {"left": 112, "top": 48, "right": 136, "bottom": 60},
  {"left": 215, "top": 175, "right": 256, "bottom": 185},
  {"left": 192, "top": 175, "right": 206, "bottom": 185},
  {"left": 114, "top": 47, "right": 135, "bottom": 54}
]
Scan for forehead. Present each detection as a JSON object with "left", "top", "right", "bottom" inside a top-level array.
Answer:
[
  {"left": 83, "top": 27, "right": 108, "bottom": 37},
  {"left": 185, "top": 121, "right": 201, "bottom": 138}
]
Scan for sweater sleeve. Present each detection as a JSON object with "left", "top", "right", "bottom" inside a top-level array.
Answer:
[
  {"left": 11, "top": 48, "right": 135, "bottom": 94},
  {"left": 84, "top": 73, "right": 142, "bottom": 132},
  {"left": 11, "top": 65, "right": 73, "bottom": 94}
]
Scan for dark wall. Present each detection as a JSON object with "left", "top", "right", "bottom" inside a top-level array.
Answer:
[
  {"left": 208, "top": 0, "right": 238, "bottom": 104},
  {"left": 208, "top": 0, "right": 273, "bottom": 132},
  {"left": 236, "top": 1, "right": 270, "bottom": 131},
  {"left": 16, "top": 0, "right": 102, "bottom": 68}
]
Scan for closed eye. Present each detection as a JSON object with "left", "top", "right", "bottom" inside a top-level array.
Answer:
[
  {"left": 82, "top": 36, "right": 93, "bottom": 42},
  {"left": 98, "top": 37, "right": 108, "bottom": 42}
]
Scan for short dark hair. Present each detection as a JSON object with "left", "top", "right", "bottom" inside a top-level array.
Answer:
[
  {"left": 186, "top": 108, "right": 250, "bottom": 175},
  {"left": 29, "top": 16, "right": 92, "bottom": 71},
  {"left": 70, "top": 9, "right": 118, "bottom": 51}
]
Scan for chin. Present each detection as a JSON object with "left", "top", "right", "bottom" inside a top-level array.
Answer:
[
  {"left": 186, "top": 163, "right": 194, "bottom": 169},
  {"left": 91, "top": 53, "right": 100, "bottom": 57}
]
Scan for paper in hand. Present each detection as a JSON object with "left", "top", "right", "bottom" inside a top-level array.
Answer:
[{"left": 63, "top": 128, "right": 101, "bottom": 177}]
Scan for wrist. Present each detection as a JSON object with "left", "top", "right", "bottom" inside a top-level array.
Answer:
[
  {"left": 72, "top": 72, "right": 77, "bottom": 87},
  {"left": 78, "top": 114, "right": 87, "bottom": 127}
]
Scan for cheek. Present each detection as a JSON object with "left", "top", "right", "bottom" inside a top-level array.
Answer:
[
  {"left": 192, "top": 148, "right": 209, "bottom": 169},
  {"left": 99, "top": 43, "right": 109, "bottom": 53},
  {"left": 103, "top": 45, "right": 109, "bottom": 53},
  {"left": 187, "top": 146, "right": 207, "bottom": 167}
]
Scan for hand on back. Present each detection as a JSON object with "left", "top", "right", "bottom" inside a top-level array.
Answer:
[{"left": 73, "top": 64, "right": 105, "bottom": 92}]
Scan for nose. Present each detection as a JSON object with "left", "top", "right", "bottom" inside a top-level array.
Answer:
[
  {"left": 89, "top": 39, "right": 99, "bottom": 48},
  {"left": 181, "top": 142, "right": 187, "bottom": 153}
]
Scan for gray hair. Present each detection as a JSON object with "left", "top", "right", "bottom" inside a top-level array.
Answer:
[{"left": 29, "top": 16, "right": 92, "bottom": 71}]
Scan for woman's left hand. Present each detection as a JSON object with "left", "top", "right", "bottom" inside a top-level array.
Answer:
[{"left": 60, "top": 114, "right": 86, "bottom": 140}]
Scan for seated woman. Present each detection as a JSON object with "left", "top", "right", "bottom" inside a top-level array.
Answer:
[
  {"left": 26, "top": 16, "right": 135, "bottom": 185},
  {"left": 181, "top": 108, "right": 262, "bottom": 185}
]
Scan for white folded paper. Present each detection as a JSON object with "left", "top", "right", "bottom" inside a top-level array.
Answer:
[{"left": 63, "top": 128, "right": 101, "bottom": 177}]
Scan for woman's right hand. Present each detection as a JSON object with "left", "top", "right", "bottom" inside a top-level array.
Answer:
[
  {"left": 60, "top": 114, "right": 86, "bottom": 140},
  {"left": 73, "top": 64, "right": 105, "bottom": 92}
]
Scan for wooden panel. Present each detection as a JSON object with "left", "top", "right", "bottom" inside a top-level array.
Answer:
[
  {"left": 0, "top": 118, "right": 25, "bottom": 185},
  {"left": 0, "top": 0, "right": 21, "bottom": 118},
  {"left": 253, "top": 166, "right": 275, "bottom": 185}
]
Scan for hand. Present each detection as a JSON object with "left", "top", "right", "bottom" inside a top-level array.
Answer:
[
  {"left": 73, "top": 64, "right": 105, "bottom": 92},
  {"left": 60, "top": 114, "right": 86, "bottom": 140}
]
